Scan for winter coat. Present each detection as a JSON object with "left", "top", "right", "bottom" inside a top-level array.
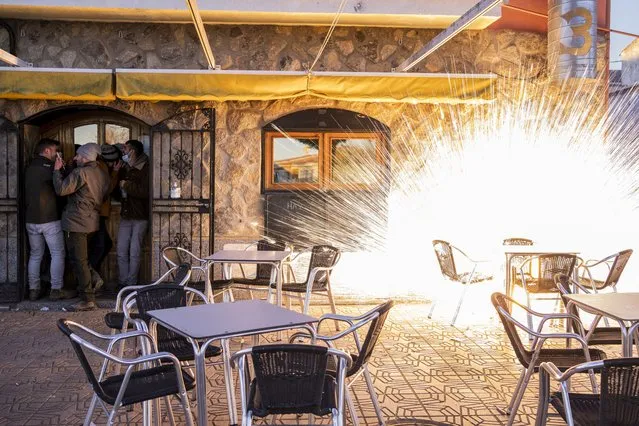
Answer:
[
  {"left": 53, "top": 161, "right": 110, "bottom": 233},
  {"left": 119, "top": 153, "right": 149, "bottom": 221},
  {"left": 24, "top": 156, "right": 59, "bottom": 224}
]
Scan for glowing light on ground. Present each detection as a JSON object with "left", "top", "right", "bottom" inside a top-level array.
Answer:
[{"left": 266, "top": 78, "right": 639, "bottom": 302}]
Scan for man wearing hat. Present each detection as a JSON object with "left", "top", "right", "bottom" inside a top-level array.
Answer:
[
  {"left": 87, "top": 144, "right": 122, "bottom": 291},
  {"left": 53, "top": 143, "right": 110, "bottom": 311}
]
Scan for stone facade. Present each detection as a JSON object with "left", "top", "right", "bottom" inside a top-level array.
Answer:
[{"left": 0, "top": 20, "right": 610, "bottom": 290}]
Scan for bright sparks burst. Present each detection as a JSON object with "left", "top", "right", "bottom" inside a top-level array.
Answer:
[{"left": 265, "top": 77, "right": 639, "bottom": 301}]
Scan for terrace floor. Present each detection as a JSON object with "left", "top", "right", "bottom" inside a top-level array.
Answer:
[{"left": 0, "top": 288, "right": 612, "bottom": 426}]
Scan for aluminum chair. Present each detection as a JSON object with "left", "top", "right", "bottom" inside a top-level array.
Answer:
[
  {"left": 123, "top": 284, "right": 223, "bottom": 363},
  {"left": 491, "top": 292, "right": 606, "bottom": 426},
  {"left": 515, "top": 254, "right": 577, "bottom": 331},
  {"left": 279, "top": 245, "right": 341, "bottom": 318},
  {"left": 576, "top": 249, "right": 633, "bottom": 293},
  {"left": 232, "top": 239, "right": 288, "bottom": 301},
  {"left": 290, "top": 300, "right": 393, "bottom": 425},
  {"left": 104, "top": 264, "right": 192, "bottom": 333},
  {"left": 162, "top": 246, "right": 235, "bottom": 302},
  {"left": 430, "top": 240, "right": 493, "bottom": 326},
  {"left": 231, "top": 344, "right": 351, "bottom": 426},
  {"left": 58, "top": 318, "right": 195, "bottom": 426},
  {"left": 536, "top": 358, "right": 639, "bottom": 426}
]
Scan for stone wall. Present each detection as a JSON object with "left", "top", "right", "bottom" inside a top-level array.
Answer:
[{"left": 0, "top": 20, "right": 609, "bottom": 249}]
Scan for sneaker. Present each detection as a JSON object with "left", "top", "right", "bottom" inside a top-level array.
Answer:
[
  {"left": 69, "top": 300, "right": 97, "bottom": 312},
  {"left": 49, "top": 289, "right": 78, "bottom": 301},
  {"left": 90, "top": 268, "right": 104, "bottom": 293},
  {"left": 29, "top": 289, "right": 40, "bottom": 301}
]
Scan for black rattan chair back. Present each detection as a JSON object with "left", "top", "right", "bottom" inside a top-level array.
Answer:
[
  {"left": 503, "top": 238, "right": 533, "bottom": 246},
  {"left": 255, "top": 239, "right": 287, "bottom": 281},
  {"left": 250, "top": 344, "right": 330, "bottom": 415},
  {"left": 305, "top": 245, "right": 340, "bottom": 289},
  {"left": 600, "top": 358, "right": 639, "bottom": 424},
  {"left": 433, "top": 240, "right": 457, "bottom": 281},
  {"left": 349, "top": 300, "right": 394, "bottom": 377},
  {"left": 491, "top": 293, "right": 531, "bottom": 368},
  {"left": 601, "top": 249, "right": 633, "bottom": 290},
  {"left": 526, "top": 254, "right": 576, "bottom": 293},
  {"left": 135, "top": 284, "right": 188, "bottom": 352},
  {"left": 57, "top": 319, "right": 107, "bottom": 401}
]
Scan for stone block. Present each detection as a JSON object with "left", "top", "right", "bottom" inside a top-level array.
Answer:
[{"left": 336, "top": 40, "right": 354, "bottom": 56}]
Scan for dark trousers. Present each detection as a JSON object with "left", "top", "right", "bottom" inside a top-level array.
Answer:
[
  {"left": 66, "top": 231, "right": 94, "bottom": 302},
  {"left": 88, "top": 217, "right": 112, "bottom": 272}
]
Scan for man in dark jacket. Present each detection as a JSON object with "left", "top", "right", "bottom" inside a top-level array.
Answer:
[
  {"left": 117, "top": 139, "right": 149, "bottom": 288},
  {"left": 53, "top": 143, "right": 110, "bottom": 311},
  {"left": 24, "top": 139, "right": 69, "bottom": 301}
]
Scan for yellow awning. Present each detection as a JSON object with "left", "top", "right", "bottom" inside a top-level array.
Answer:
[
  {"left": 0, "top": 68, "right": 114, "bottom": 101},
  {"left": 308, "top": 71, "right": 495, "bottom": 103},
  {"left": 116, "top": 69, "right": 309, "bottom": 101},
  {"left": 0, "top": 67, "right": 495, "bottom": 103},
  {"left": 116, "top": 69, "right": 495, "bottom": 103}
]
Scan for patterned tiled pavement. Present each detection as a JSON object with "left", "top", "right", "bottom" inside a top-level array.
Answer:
[{"left": 0, "top": 293, "right": 614, "bottom": 426}]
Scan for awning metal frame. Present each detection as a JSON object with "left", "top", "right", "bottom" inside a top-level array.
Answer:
[
  {"left": 185, "top": 0, "right": 217, "bottom": 70},
  {"left": 0, "top": 47, "right": 32, "bottom": 67},
  {"left": 396, "top": 0, "right": 505, "bottom": 72}
]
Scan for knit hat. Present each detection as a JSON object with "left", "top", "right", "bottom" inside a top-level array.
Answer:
[
  {"left": 101, "top": 144, "right": 121, "bottom": 162},
  {"left": 76, "top": 143, "right": 101, "bottom": 162}
]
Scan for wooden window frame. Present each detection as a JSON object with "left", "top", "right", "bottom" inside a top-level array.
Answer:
[{"left": 264, "top": 130, "right": 387, "bottom": 191}]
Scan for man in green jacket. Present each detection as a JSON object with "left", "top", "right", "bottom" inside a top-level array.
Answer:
[{"left": 53, "top": 143, "right": 110, "bottom": 311}]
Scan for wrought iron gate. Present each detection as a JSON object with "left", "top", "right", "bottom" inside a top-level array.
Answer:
[
  {"left": 150, "top": 108, "right": 214, "bottom": 279},
  {"left": 0, "top": 118, "right": 20, "bottom": 302}
]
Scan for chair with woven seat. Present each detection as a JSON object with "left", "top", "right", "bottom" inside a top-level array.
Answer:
[
  {"left": 576, "top": 249, "right": 633, "bottom": 293},
  {"left": 503, "top": 238, "right": 534, "bottom": 246},
  {"left": 289, "top": 300, "right": 393, "bottom": 425},
  {"left": 232, "top": 239, "right": 288, "bottom": 301},
  {"left": 162, "top": 246, "right": 235, "bottom": 302},
  {"left": 58, "top": 318, "right": 195, "bottom": 426},
  {"left": 554, "top": 274, "right": 626, "bottom": 346},
  {"left": 515, "top": 254, "right": 577, "bottom": 331},
  {"left": 430, "top": 240, "right": 493, "bottom": 326},
  {"left": 491, "top": 292, "right": 606, "bottom": 426},
  {"left": 536, "top": 357, "right": 639, "bottom": 426},
  {"left": 231, "top": 344, "right": 351, "bottom": 426},
  {"left": 104, "top": 264, "right": 192, "bottom": 333},
  {"left": 279, "top": 245, "right": 341, "bottom": 317},
  {"left": 123, "top": 284, "right": 223, "bottom": 363}
]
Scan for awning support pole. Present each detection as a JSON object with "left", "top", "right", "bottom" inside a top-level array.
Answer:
[
  {"left": 0, "top": 48, "right": 32, "bottom": 67},
  {"left": 185, "top": 0, "right": 217, "bottom": 69},
  {"left": 396, "top": 0, "right": 505, "bottom": 72}
]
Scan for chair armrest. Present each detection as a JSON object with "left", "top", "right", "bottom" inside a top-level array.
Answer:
[
  {"left": 539, "top": 360, "right": 604, "bottom": 383},
  {"left": 536, "top": 313, "right": 586, "bottom": 335},
  {"left": 496, "top": 306, "right": 590, "bottom": 348},
  {"left": 451, "top": 244, "right": 490, "bottom": 264},
  {"left": 106, "top": 329, "right": 157, "bottom": 355},
  {"left": 316, "top": 312, "right": 380, "bottom": 343}
]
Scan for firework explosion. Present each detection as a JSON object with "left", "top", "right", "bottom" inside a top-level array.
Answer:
[{"left": 265, "top": 77, "right": 639, "bottom": 300}]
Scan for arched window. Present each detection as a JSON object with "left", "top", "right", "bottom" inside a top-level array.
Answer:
[{"left": 263, "top": 108, "right": 390, "bottom": 192}]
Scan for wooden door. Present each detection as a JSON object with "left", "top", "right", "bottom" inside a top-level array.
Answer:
[
  {"left": 0, "top": 118, "right": 20, "bottom": 302},
  {"left": 150, "top": 108, "right": 214, "bottom": 278}
]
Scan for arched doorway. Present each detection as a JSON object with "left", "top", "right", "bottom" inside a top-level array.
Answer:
[
  {"left": 20, "top": 106, "right": 152, "bottom": 292},
  {"left": 261, "top": 108, "right": 391, "bottom": 250}
]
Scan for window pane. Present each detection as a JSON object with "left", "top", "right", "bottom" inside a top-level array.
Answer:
[
  {"left": 273, "top": 137, "right": 319, "bottom": 184},
  {"left": 331, "top": 138, "right": 378, "bottom": 185},
  {"left": 105, "top": 124, "right": 131, "bottom": 145},
  {"left": 73, "top": 124, "right": 98, "bottom": 145}
]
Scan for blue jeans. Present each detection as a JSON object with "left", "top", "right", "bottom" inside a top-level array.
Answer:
[
  {"left": 117, "top": 219, "right": 148, "bottom": 286},
  {"left": 27, "top": 221, "right": 65, "bottom": 291}
]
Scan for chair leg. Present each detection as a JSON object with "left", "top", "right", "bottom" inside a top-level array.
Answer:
[
  {"left": 326, "top": 285, "right": 339, "bottom": 331},
  {"left": 505, "top": 370, "right": 526, "bottom": 414},
  {"left": 507, "top": 367, "right": 535, "bottom": 426},
  {"left": 83, "top": 394, "right": 99, "bottom": 426},
  {"left": 345, "top": 386, "right": 360, "bottom": 426},
  {"left": 152, "top": 398, "right": 161, "bottom": 425},
  {"left": 163, "top": 395, "right": 176, "bottom": 426},
  {"left": 427, "top": 298, "right": 437, "bottom": 319},
  {"left": 363, "top": 366, "right": 385, "bottom": 425},
  {"left": 526, "top": 294, "right": 534, "bottom": 341},
  {"left": 451, "top": 285, "right": 469, "bottom": 326}
]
